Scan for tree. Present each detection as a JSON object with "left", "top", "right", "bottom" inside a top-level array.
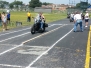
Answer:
[
  {"left": 9, "top": 2, "right": 14, "bottom": 9},
  {"left": 42, "top": 2, "right": 52, "bottom": 5},
  {"left": 76, "top": 1, "right": 90, "bottom": 9},
  {"left": 0, "top": 1, "right": 9, "bottom": 8},
  {"left": 76, "top": 3, "right": 80, "bottom": 8},
  {"left": 9, "top": 1, "right": 23, "bottom": 10},
  {"left": 29, "top": 0, "right": 42, "bottom": 8},
  {"left": 13, "top": 1, "right": 23, "bottom": 8}
]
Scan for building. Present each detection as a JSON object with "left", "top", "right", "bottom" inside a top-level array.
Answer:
[
  {"left": 41, "top": 4, "right": 70, "bottom": 11},
  {"left": 34, "top": 7, "right": 52, "bottom": 13},
  {"left": 35, "top": 4, "right": 74, "bottom": 13}
]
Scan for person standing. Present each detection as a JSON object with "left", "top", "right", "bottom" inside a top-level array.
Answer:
[
  {"left": 70, "top": 12, "right": 74, "bottom": 20},
  {"left": 74, "top": 11, "right": 83, "bottom": 32},
  {"left": 1, "top": 12, "right": 7, "bottom": 31},
  {"left": 34, "top": 12, "right": 45, "bottom": 29},
  {"left": 85, "top": 11, "right": 90, "bottom": 27},
  {"left": 7, "top": 12, "right": 10, "bottom": 24},
  {"left": 40, "top": 12, "right": 45, "bottom": 29},
  {"left": 27, "top": 11, "right": 31, "bottom": 22}
]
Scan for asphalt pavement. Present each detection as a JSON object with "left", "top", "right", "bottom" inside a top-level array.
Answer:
[{"left": 0, "top": 19, "right": 90, "bottom": 68}]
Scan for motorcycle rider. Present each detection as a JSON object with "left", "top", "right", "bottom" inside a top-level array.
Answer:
[
  {"left": 70, "top": 12, "right": 74, "bottom": 22},
  {"left": 34, "top": 12, "right": 45, "bottom": 29},
  {"left": 81, "top": 12, "right": 84, "bottom": 20}
]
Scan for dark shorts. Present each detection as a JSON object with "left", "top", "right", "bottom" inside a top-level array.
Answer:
[
  {"left": 85, "top": 19, "right": 89, "bottom": 22},
  {"left": 7, "top": 18, "right": 10, "bottom": 21}
]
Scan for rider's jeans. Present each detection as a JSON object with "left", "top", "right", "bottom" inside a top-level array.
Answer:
[
  {"left": 40, "top": 21, "right": 43, "bottom": 29},
  {"left": 35, "top": 19, "right": 43, "bottom": 29},
  {"left": 74, "top": 19, "right": 83, "bottom": 32}
]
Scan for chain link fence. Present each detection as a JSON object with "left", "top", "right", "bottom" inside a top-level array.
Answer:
[{"left": 67, "top": 8, "right": 84, "bottom": 14}]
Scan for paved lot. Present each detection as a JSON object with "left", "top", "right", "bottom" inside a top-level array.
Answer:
[{"left": 0, "top": 19, "right": 90, "bottom": 68}]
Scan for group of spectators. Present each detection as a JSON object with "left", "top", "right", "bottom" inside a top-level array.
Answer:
[
  {"left": 0, "top": 11, "right": 10, "bottom": 31},
  {"left": 0, "top": 11, "right": 45, "bottom": 32},
  {"left": 69, "top": 11, "right": 90, "bottom": 32}
]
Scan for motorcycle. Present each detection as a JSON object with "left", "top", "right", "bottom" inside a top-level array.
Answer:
[
  {"left": 70, "top": 17, "right": 74, "bottom": 22},
  {"left": 31, "top": 18, "right": 48, "bottom": 34}
]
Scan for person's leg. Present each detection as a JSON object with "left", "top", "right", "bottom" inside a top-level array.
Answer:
[
  {"left": 5, "top": 23, "right": 7, "bottom": 30},
  {"left": 40, "top": 21, "right": 43, "bottom": 29},
  {"left": 74, "top": 21, "right": 78, "bottom": 32},
  {"left": 30, "top": 17, "right": 31, "bottom": 22},
  {"left": 8, "top": 18, "right": 10, "bottom": 24},
  {"left": 28, "top": 17, "right": 30, "bottom": 22},
  {"left": 2, "top": 23, "right": 5, "bottom": 31},
  {"left": 85, "top": 19, "right": 88, "bottom": 27},
  {"left": 7, "top": 20, "right": 9, "bottom": 25},
  {"left": 86, "top": 20, "right": 88, "bottom": 26},
  {"left": 79, "top": 20, "right": 83, "bottom": 31},
  {"left": 72, "top": 17, "right": 74, "bottom": 21}
]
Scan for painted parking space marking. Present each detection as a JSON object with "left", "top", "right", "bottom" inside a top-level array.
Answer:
[
  {"left": 52, "top": 24, "right": 74, "bottom": 25},
  {"left": 0, "top": 32, "right": 30, "bottom": 43},
  {"left": 84, "top": 25, "right": 91, "bottom": 68},
  {"left": 0, "top": 24, "right": 64, "bottom": 43},
  {"left": 17, "top": 46, "right": 49, "bottom": 55},
  {"left": 23, "top": 24, "right": 66, "bottom": 44},
  {"left": 0, "top": 24, "right": 72, "bottom": 68},
  {"left": 0, "top": 24, "right": 54, "bottom": 43},
  {"left": 0, "top": 25, "right": 66, "bottom": 56},
  {"left": 0, "top": 64, "right": 36, "bottom": 68},
  {"left": 25, "top": 28, "right": 73, "bottom": 68},
  {"left": 0, "top": 24, "right": 54, "bottom": 37},
  {"left": 0, "top": 27, "right": 31, "bottom": 36},
  {"left": 0, "top": 64, "right": 24, "bottom": 68}
]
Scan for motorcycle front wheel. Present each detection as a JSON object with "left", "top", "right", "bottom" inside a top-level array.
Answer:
[{"left": 31, "top": 27, "right": 35, "bottom": 34}]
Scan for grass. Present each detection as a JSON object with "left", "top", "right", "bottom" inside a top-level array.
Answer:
[{"left": 0, "top": 11, "right": 67, "bottom": 31}]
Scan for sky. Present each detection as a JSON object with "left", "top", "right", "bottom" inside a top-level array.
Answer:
[{"left": 3, "top": 0, "right": 91, "bottom": 5}]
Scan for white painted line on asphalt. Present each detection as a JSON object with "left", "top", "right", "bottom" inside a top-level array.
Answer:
[
  {"left": 52, "top": 24, "right": 65, "bottom": 25},
  {"left": 0, "top": 64, "right": 24, "bottom": 68},
  {"left": 49, "top": 24, "right": 73, "bottom": 26},
  {"left": 0, "top": 24, "right": 54, "bottom": 43},
  {"left": 25, "top": 28, "right": 74, "bottom": 68},
  {"left": 0, "top": 24, "right": 54, "bottom": 37},
  {"left": 0, "top": 44, "right": 23, "bottom": 56},
  {"left": 22, "top": 25, "right": 66, "bottom": 44},
  {"left": 0, "top": 25, "right": 65, "bottom": 56},
  {"left": 48, "top": 24, "right": 54, "bottom": 27},
  {"left": 0, "top": 27, "right": 31, "bottom": 36},
  {"left": 0, "top": 32, "right": 30, "bottom": 43}
]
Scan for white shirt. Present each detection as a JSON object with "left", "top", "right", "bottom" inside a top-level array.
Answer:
[
  {"left": 2, "top": 14, "right": 7, "bottom": 23},
  {"left": 7, "top": 10, "right": 10, "bottom": 13},
  {"left": 85, "top": 13, "right": 89, "bottom": 19},
  {"left": 34, "top": 14, "right": 40, "bottom": 23},
  {"left": 70, "top": 14, "right": 74, "bottom": 18},
  {"left": 35, "top": 14, "right": 40, "bottom": 20},
  {"left": 74, "top": 14, "right": 82, "bottom": 21}
]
